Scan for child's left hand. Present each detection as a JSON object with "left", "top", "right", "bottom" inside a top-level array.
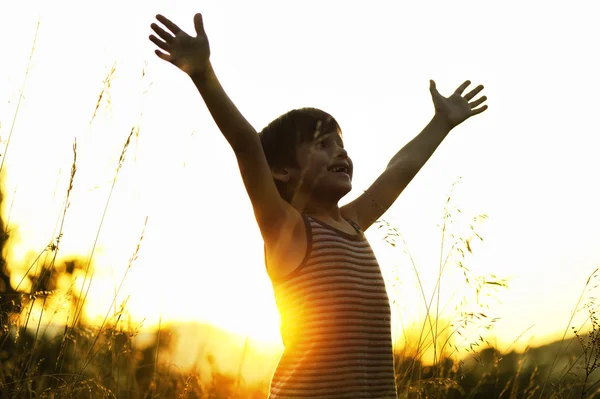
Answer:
[{"left": 430, "top": 80, "right": 488, "bottom": 128}]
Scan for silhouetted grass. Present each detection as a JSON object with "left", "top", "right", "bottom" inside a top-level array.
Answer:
[{"left": 1, "top": 33, "right": 599, "bottom": 399}]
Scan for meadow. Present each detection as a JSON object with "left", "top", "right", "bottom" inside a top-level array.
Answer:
[
  {"left": 1, "top": 23, "right": 600, "bottom": 399},
  {"left": 2, "top": 166, "right": 600, "bottom": 398}
]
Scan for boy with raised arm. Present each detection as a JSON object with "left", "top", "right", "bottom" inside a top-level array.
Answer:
[{"left": 149, "top": 12, "right": 487, "bottom": 399}]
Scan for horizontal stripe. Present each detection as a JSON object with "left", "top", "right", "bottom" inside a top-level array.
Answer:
[
  {"left": 310, "top": 241, "right": 374, "bottom": 255},
  {"left": 276, "top": 269, "right": 386, "bottom": 294},
  {"left": 277, "top": 291, "right": 391, "bottom": 312},
  {"left": 303, "top": 310, "right": 391, "bottom": 323},
  {"left": 272, "top": 374, "right": 396, "bottom": 389},
  {"left": 271, "top": 392, "right": 396, "bottom": 399},
  {"left": 275, "top": 293, "right": 389, "bottom": 314},
  {"left": 278, "top": 272, "right": 389, "bottom": 291},
  {"left": 307, "top": 251, "right": 380, "bottom": 264},
  {"left": 275, "top": 360, "right": 394, "bottom": 375},
  {"left": 280, "top": 346, "right": 394, "bottom": 362},
  {"left": 268, "top": 216, "right": 396, "bottom": 398},
  {"left": 285, "top": 276, "right": 387, "bottom": 292},
  {"left": 270, "top": 389, "right": 392, "bottom": 399},
  {"left": 278, "top": 272, "right": 386, "bottom": 292},
  {"left": 300, "top": 288, "right": 390, "bottom": 303},
  {"left": 291, "top": 341, "right": 393, "bottom": 355}
]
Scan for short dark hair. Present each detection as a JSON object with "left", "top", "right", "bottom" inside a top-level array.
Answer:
[
  {"left": 259, "top": 107, "right": 341, "bottom": 168},
  {"left": 259, "top": 107, "right": 342, "bottom": 201}
]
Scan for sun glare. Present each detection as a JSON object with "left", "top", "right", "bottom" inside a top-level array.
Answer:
[{"left": 3, "top": 3, "right": 600, "bottom": 394}]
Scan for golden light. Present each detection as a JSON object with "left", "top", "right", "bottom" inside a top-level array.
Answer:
[{"left": 2, "top": 1, "right": 600, "bottom": 386}]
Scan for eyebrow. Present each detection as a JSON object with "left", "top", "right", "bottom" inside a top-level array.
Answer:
[
  {"left": 313, "top": 131, "right": 344, "bottom": 147},
  {"left": 332, "top": 133, "right": 344, "bottom": 147}
]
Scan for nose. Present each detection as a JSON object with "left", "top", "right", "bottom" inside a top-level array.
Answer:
[{"left": 335, "top": 146, "right": 348, "bottom": 159}]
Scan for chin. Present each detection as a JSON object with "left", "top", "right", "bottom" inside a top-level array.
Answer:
[{"left": 335, "top": 183, "right": 352, "bottom": 200}]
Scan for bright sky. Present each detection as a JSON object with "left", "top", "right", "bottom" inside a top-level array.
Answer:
[{"left": 2, "top": 0, "right": 600, "bottom": 370}]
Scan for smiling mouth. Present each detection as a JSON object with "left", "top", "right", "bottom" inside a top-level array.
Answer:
[{"left": 329, "top": 166, "right": 349, "bottom": 174}]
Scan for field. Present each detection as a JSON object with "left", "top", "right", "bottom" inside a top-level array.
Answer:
[
  {"left": 1, "top": 150, "right": 599, "bottom": 397},
  {"left": 1, "top": 22, "right": 600, "bottom": 399}
]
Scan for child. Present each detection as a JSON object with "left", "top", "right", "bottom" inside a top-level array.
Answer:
[{"left": 149, "top": 12, "right": 487, "bottom": 399}]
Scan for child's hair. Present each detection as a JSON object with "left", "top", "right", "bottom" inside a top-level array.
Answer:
[{"left": 258, "top": 107, "right": 342, "bottom": 201}]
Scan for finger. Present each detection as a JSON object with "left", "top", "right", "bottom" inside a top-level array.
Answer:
[
  {"left": 429, "top": 79, "right": 441, "bottom": 96},
  {"left": 154, "top": 49, "right": 173, "bottom": 63},
  {"left": 464, "top": 85, "right": 484, "bottom": 101},
  {"left": 156, "top": 14, "right": 182, "bottom": 35},
  {"left": 149, "top": 35, "right": 170, "bottom": 51},
  {"left": 194, "top": 13, "right": 205, "bottom": 36},
  {"left": 471, "top": 105, "right": 488, "bottom": 116},
  {"left": 454, "top": 80, "right": 471, "bottom": 96},
  {"left": 151, "top": 23, "right": 174, "bottom": 43},
  {"left": 469, "top": 96, "right": 487, "bottom": 108}
]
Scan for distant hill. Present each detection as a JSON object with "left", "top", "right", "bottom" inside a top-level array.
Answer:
[
  {"left": 136, "top": 320, "right": 599, "bottom": 396},
  {"left": 135, "top": 321, "right": 282, "bottom": 383}
]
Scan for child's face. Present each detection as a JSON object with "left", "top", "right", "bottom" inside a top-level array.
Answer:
[{"left": 292, "top": 130, "right": 353, "bottom": 201}]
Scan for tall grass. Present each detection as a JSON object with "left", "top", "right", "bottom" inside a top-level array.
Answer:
[{"left": 0, "top": 28, "right": 599, "bottom": 399}]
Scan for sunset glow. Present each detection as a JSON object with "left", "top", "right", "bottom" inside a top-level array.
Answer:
[{"left": 2, "top": 0, "right": 600, "bottom": 384}]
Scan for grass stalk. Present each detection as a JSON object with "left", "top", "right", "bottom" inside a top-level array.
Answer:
[{"left": 0, "top": 19, "right": 40, "bottom": 177}]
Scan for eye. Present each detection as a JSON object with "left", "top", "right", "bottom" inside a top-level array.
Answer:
[{"left": 314, "top": 139, "right": 326, "bottom": 149}]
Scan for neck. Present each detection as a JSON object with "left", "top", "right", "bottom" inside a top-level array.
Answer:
[{"left": 291, "top": 192, "right": 344, "bottom": 221}]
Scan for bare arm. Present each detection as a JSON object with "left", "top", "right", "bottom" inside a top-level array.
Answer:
[
  {"left": 149, "top": 13, "right": 300, "bottom": 240},
  {"left": 342, "top": 80, "right": 488, "bottom": 231},
  {"left": 190, "top": 63, "right": 258, "bottom": 153}
]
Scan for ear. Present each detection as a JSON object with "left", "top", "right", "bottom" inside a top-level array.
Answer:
[{"left": 272, "top": 167, "right": 291, "bottom": 183}]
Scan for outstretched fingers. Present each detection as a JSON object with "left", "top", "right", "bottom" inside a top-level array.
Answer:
[
  {"left": 149, "top": 14, "right": 183, "bottom": 64},
  {"left": 463, "top": 84, "right": 484, "bottom": 101},
  {"left": 154, "top": 49, "right": 172, "bottom": 63},
  {"left": 193, "top": 13, "right": 205, "bottom": 36},
  {"left": 149, "top": 26, "right": 173, "bottom": 62},
  {"left": 459, "top": 81, "right": 488, "bottom": 115},
  {"left": 149, "top": 34, "right": 170, "bottom": 51},
  {"left": 470, "top": 96, "right": 487, "bottom": 109},
  {"left": 453, "top": 80, "right": 471, "bottom": 96},
  {"left": 471, "top": 104, "right": 488, "bottom": 116},
  {"left": 156, "top": 14, "right": 182, "bottom": 35},
  {"left": 150, "top": 23, "right": 174, "bottom": 44},
  {"left": 469, "top": 89, "right": 488, "bottom": 115}
]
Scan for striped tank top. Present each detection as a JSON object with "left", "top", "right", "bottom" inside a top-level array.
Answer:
[{"left": 267, "top": 214, "right": 397, "bottom": 399}]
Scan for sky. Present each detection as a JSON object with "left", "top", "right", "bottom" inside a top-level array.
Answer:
[{"left": 1, "top": 0, "right": 599, "bottom": 369}]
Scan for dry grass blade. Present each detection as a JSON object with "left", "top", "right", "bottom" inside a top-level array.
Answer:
[
  {"left": 0, "top": 19, "right": 40, "bottom": 177},
  {"left": 76, "top": 217, "right": 148, "bottom": 377},
  {"left": 90, "top": 63, "right": 117, "bottom": 126},
  {"left": 66, "top": 125, "right": 138, "bottom": 388},
  {"left": 540, "top": 267, "right": 600, "bottom": 397},
  {"left": 70, "top": 125, "right": 137, "bottom": 330}
]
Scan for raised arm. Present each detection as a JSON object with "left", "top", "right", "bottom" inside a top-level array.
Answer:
[
  {"left": 341, "top": 80, "right": 488, "bottom": 231},
  {"left": 149, "top": 14, "right": 299, "bottom": 241}
]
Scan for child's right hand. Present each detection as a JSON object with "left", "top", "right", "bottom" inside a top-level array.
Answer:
[{"left": 149, "top": 14, "right": 211, "bottom": 78}]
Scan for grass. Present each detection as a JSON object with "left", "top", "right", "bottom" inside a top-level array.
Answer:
[{"left": 1, "top": 30, "right": 599, "bottom": 399}]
